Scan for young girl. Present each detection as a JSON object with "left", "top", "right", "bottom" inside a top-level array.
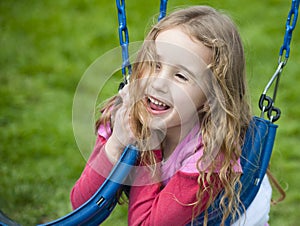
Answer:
[{"left": 70, "top": 5, "right": 272, "bottom": 225}]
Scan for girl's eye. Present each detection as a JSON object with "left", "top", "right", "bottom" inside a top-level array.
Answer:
[
  {"left": 175, "top": 73, "right": 188, "bottom": 81},
  {"left": 155, "top": 62, "right": 161, "bottom": 71}
]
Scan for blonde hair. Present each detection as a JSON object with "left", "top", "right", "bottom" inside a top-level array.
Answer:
[{"left": 98, "top": 5, "right": 252, "bottom": 225}]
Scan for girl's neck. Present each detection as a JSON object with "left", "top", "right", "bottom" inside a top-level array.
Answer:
[
  {"left": 161, "top": 125, "right": 193, "bottom": 160},
  {"left": 161, "top": 136, "right": 179, "bottom": 161}
]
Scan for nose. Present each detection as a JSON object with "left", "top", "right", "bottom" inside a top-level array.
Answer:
[{"left": 150, "top": 66, "right": 170, "bottom": 93}]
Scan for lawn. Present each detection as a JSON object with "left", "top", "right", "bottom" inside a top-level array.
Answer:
[{"left": 0, "top": 0, "right": 299, "bottom": 225}]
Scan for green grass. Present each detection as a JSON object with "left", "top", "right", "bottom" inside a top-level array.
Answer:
[{"left": 1, "top": 0, "right": 299, "bottom": 225}]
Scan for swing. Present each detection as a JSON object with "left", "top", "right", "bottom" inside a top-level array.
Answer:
[{"left": 1, "top": 1, "right": 298, "bottom": 225}]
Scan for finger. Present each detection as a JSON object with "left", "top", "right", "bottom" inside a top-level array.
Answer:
[
  {"left": 118, "top": 88, "right": 132, "bottom": 107},
  {"left": 113, "top": 108, "right": 136, "bottom": 146},
  {"left": 119, "top": 78, "right": 147, "bottom": 106},
  {"left": 118, "top": 83, "right": 130, "bottom": 98}
]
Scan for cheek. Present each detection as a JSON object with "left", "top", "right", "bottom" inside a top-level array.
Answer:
[
  {"left": 183, "top": 89, "right": 206, "bottom": 108},
  {"left": 173, "top": 92, "right": 199, "bottom": 121}
]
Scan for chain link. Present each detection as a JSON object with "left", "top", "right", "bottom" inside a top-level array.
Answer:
[
  {"left": 260, "top": 0, "right": 299, "bottom": 122},
  {"left": 279, "top": 0, "right": 299, "bottom": 65},
  {"left": 116, "top": 0, "right": 131, "bottom": 85},
  {"left": 116, "top": 0, "right": 168, "bottom": 89},
  {"left": 158, "top": 0, "right": 168, "bottom": 21}
]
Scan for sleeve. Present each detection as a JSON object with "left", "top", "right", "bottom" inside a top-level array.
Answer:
[
  {"left": 128, "top": 170, "right": 222, "bottom": 226},
  {"left": 70, "top": 135, "right": 114, "bottom": 210}
]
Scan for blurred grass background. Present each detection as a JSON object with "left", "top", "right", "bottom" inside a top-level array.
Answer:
[{"left": 0, "top": 0, "right": 299, "bottom": 225}]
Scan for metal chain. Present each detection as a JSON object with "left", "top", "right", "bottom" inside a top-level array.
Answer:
[
  {"left": 259, "top": 0, "right": 299, "bottom": 122},
  {"left": 116, "top": 0, "right": 168, "bottom": 90},
  {"left": 158, "top": 0, "right": 168, "bottom": 21},
  {"left": 116, "top": 0, "right": 131, "bottom": 89},
  {"left": 279, "top": 0, "right": 299, "bottom": 65}
]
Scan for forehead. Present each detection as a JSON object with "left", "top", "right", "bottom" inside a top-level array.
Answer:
[{"left": 155, "top": 28, "right": 211, "bottom": 70}]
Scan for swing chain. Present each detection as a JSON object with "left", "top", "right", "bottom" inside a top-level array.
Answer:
[
  {"left": 158, "top": 0, "right": 168, "bottom": 21},
  {"left": 116, "top": 0, "right": 131, "bottom": 89},
  {"left": 116, "top": 0, "right": 168, "bottom": 90},
  {"left": 259, "top": 0, "right": 299, "bottom": 122},
  {"left": 279, "top": 0, "right": 299, "bottom": 65}
]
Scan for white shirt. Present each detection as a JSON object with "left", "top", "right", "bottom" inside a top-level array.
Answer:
[{"left": 232, "top": 175, "right": 272, "bottom": 226}]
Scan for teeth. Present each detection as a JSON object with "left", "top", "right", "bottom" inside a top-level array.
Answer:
[{"left": 149, "top": 96, "right": 166, "bottom": 107}]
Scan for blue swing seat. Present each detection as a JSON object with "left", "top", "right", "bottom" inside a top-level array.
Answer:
[
  {"left": 188, "top": 116, "right": 277, "bottom": 225},
  {"left": 38, "top": 116, "right": 276, "bottom": 226},
  {"left": 38, "top": 145, "right": 139, "bottom": 226}
]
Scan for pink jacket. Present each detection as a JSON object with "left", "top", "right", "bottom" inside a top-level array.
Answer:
[{"left": 70, "top": 125, "right": 227, "bottom": 225}]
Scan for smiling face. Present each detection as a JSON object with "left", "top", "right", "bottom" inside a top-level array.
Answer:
[{"left": 143, "top": 27, "right": 212, "bottom": 142}]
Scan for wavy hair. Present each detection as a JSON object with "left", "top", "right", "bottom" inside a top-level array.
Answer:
[{"left": 98, "top": 5, "right": 252, "bottom": 225}]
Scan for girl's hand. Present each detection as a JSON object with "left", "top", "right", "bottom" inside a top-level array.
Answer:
[
  {"left": 105, "top": 85, "right": 137, "bottom": 163},
  {"left": 105, "top": 80, "right": 167, "bottom": 163}
]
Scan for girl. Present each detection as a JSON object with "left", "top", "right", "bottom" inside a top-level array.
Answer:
[{"left": 71, "top": 5, "right": 272, "bottom": 225}]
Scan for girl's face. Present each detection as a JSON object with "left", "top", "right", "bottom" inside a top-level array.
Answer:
[{"left": 143, "top": 27, "right": 212, "bottom": 137}]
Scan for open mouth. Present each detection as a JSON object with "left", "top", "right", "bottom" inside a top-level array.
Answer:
[{"left": 146, "top": 96, "right": 170, "bottom": 114}]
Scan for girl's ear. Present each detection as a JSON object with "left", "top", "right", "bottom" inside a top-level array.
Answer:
[
  {"left": 197, "top": 101, "right": 209, "bottom": 119},
  {"left": 204, "top": 102, "right": 209, "bottom": 113}
]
